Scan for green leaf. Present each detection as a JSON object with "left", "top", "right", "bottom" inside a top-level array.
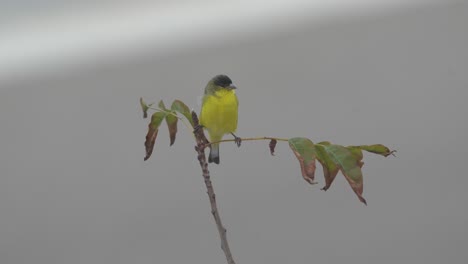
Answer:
[
  {"left": 158, "top": 100, "right": 167, "bottom": 110},
  {"left": 346, "top": 146, "right": 364, "bottom": 167},
  {"left": 355, "top": 144, "right": 396, "bottom": 157},
  {"left": 289, "top": 137, "right": 317, "bottom": 185},
  {"left": 314, "top": 143, "right": 339, "bottom": 191},
  {"left": 166, "top": 113, "right": 178, "bottom": 146},
  {"left": 325, "top": 145, "right": 366, "bottom": 205},
  {"left": 144, "top": 111, "right": 166, "bottom": 161},
  {"left": 171, "top": 100, "right": 194, "bottom": 127},
  {"left": 158, "top": 100, "right": 178, "bottom": 146}
]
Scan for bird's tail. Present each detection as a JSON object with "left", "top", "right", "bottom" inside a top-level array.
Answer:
[{"left": 208, "top": 143, "right": 220, "bottom": 164}]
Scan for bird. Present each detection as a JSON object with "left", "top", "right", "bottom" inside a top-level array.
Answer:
[{"left": 199, "top": 74, "right": 241, "bottom": 164}]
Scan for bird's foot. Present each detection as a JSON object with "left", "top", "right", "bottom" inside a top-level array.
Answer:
[{"left": 231, "top": 133, "right": 242, "bottom": 147}]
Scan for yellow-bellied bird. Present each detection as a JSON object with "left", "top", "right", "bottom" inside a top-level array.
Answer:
[{"left": 199, "top": 75, "right": 241, "bottom": 164}]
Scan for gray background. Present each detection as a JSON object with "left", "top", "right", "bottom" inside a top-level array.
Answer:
[{"left": 1, "top": 2, "right": 467, "bottom": 264}]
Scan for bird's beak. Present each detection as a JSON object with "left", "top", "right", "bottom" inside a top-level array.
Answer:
[{"left": 228, "top": 85, "right": 237, "bottom": 90}]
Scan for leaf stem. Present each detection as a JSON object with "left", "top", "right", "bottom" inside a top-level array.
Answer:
[{"left": 207, "top": 136, "right": 289, "bottom": 147}]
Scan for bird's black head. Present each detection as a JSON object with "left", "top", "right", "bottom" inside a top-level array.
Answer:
[{"left": 212, "top": 74, "right": 233, "bottom": 88}]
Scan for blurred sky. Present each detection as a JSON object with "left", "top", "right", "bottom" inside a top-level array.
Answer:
[{"left": 0, "top": 0, "right": 433, "bottom": 82}]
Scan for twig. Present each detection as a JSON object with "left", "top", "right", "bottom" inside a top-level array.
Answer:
[
  {"left": 207, "top": 136, "right": 289, "bottom": 147},
  {"left": 192, "top": 111, "right": 236, "bottom": 264}
]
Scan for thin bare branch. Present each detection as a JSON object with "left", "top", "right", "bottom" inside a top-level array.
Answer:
[
  {"left": 206, "top": 136, "right": 289, "bottom": 148},
  {"left": 192, "top": 111, "right": 236, "bottom": 264}
]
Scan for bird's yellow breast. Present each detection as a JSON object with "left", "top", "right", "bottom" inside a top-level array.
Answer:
[{"left": 200, "top": 89, "right": 238, "bottom": 139}]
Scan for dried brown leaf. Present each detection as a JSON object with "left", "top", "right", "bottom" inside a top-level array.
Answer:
[
  {"left": 144, "top": 112, "right": 166, "bottom": 161},
  {"left": 269, "top": 139, "right": 277, "bottom": 156},
  {"left": 144, "top": 127, "right": 158, "bottom": 161}
]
